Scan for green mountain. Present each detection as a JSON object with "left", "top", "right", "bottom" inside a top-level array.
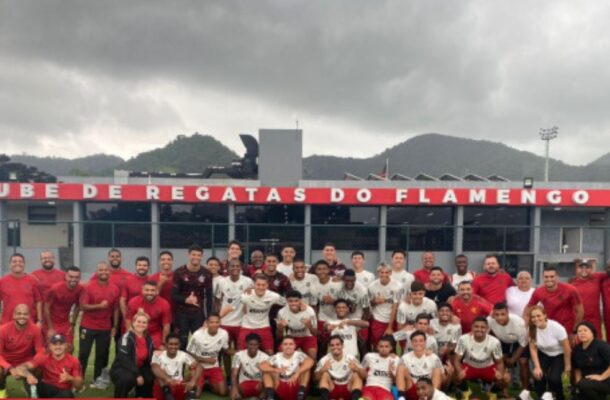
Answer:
[
  {"left": 118, "top": 133, "right": 239, "bottom": 173},
  {"left": 10, "top": 154, "right": 124, "bottom": 176},
  {"left": 303, "top": 133, "right": 608, "bottom": 181}
]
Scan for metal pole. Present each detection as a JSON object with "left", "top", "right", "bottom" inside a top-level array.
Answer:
[{"left": 544, "top": 138, "right": 550, "bottom": 182}]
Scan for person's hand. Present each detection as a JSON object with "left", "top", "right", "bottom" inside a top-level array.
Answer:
[
  {"left": 322, "top": 294, "right": 334, "bottom": 305},
  {"left": 321, "top": 358, "right": 332, "bottom": 372},
  {"left": 586, "top": 374, "right": 605, "bottom": 381},
  {"left": 59, "top": 368, "right": 73, "bottom": 383},
  {"left": 276, "top": 319, "right": 288, "bottom": 330},
  {"left": 564, "top": 365, "right": 572, "bottom": 375},
  {"left": 185, "top": 292, "right": 199, "bottom": 307},
  {"left": 47, "top": 328, "right": 56, "bottom": 339},
  {"left": 244, "top": 288, "right": 253, "bottom": 295},
  {"left": 35, "top": 320, "right": 42, "bottom": 329},
  {"left": 302, "top": 317, "right": 313, "bottom": 328},
  {"left": 450, "top": 315, "right": 460, "bottom": 324},
  {"left": 288, "top": 372, "right": 299, "bottom": 385},
  {"left": 136, "top": 375, "right": 145, "bottom": 386},
  {"left": 457, "top": 368, "right": 466, "bottom": 380},
  {"left": 494, "top": 369, "right": 503, "bottom": 381},
  {"left": 110, "top": 327, "right": 117, "bottom": 338},
  {"left": 184, "top": 380, "right": 196, "bottom": 391},
  {"left": 384, "top": 325, "right": 394, "bottom": 335},
  {"left": 533, "top": 366, "right": 543, "bottom": 380},
  {"left": 99, "top": 300, "right": 109, "bottom": 309},
  {"left": 373, "top": 295, "right": 385, "bottom": 305},
  {"left": 348, "top": 359, "right": 360, "bottom": 372},
  {"left": 8, "top": 367, "right": 20, "bottom": 378},
  {"left": 505, "top": 357, "right": 517, "bottom": 367},
  {"left": 221, "top": 305, "right": 234, "bottom": 316},
  {"left": 26, "top": 374, "right": 38, "bottom": 385}
]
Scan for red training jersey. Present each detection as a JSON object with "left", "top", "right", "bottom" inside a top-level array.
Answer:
[
  {"left": 472, "top": 272, "right": 514, "bottom": 306},
  {"left": 80, "top": 280, "right": 120, "bottom": 331},
  {"left": 0, "top": 274, "right": 41, "bottom": 324},
  {"left": 31, "top": 352, "right": 82, "bottom": 390},
  {"left": 150, "top": 271, "right": 174, "bottom": 308},
  {"left": 127, "top": 295, "right": 172, "bottom": 337},
  {"left": 46, "top": 282, "right": 83, "bottom": 330},
  {"left": 0, "top": 321, "right": 44, "bottom": 367},
  {"left": 450, "top": 295, "right": 493, "bottom": 333},
  {"left": 602, "top": 277, "right": 610, "bottom": 342},
  {"left": 569, "top": 273, "right": 605, "bottom": 333},
  {"left": 527, "top": 282, "right": 582, "bottom": 332},
  {"left": 121, "top": 274, "right": 149, "bottom": 303},
  {"left": 414, "top": 268, "right": 450, "bottom": 285},
  {"left": 31, "top": 268, "right": 65, "bottom": 301},
  {"left": 135, "top": 335, "right": 148, "bottom": 368}
]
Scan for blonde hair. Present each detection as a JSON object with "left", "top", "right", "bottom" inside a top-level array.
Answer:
[{"left": 377, "top": 262, "right": 391, "bottom": 273}]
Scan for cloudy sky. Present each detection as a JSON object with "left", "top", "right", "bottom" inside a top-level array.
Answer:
[{"left": 1, "top": 1, "right": 609, "bottom": 164}]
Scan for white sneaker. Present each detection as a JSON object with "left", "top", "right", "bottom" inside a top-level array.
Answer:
[
  {"left": 90, "top": 376, "right": 108, "bottom": 390},
  {"left": 541, "top": 392, "right": 554, "bottom": 400},
  {"left": 518, "top": 389, "right": 532, "bottom": 400},
  {"left": 100, "top": 367, "right": 110, "bottom": 384}
]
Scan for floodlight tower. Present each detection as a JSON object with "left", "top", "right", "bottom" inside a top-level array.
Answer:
[{"left": 539, "top": 126, "right": 559, "bottom": 182}]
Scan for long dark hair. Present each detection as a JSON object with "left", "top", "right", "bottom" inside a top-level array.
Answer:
[{"left": 528, "top": 305, "right": 547, "bottom": 343}]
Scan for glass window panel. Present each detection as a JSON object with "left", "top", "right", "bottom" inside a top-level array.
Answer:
[
  {"left": 236, "top": 205, "right": 304, "bottom": 224},
  {"left": 159, "top": 204, "right": 228, "bottom": 248}
]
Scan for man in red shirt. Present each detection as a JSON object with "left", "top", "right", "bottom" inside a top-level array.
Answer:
[
  {"left": 127, "top": 281, "right": 172, "bottom": 349},
  {"left": 450, "top": 281, "right": 493, "bottom": 333},
  {"left": 0, "top": 253, "right": 42, "bottom": 325},
  {"left": 78, "top": 261, "right": 120, "bottom": 388},
  {"left": 120, "top": 256, "right": 151, "bottom": 322},
  {"left": 569, "top": 259, "right": 606, "bottom": 337},
  {"left": 472, "top": 254, "right": 514, "bottom": 305},
  {"left": 602, "top": 260, "right": 610, "bottom": 342},
  {"left": 245, "top": 250, "right": 265, "bottom": 278},
  {"left": 525, "top": 266, "right": 583, "bottom": 342},
  {"left": 0, "top": 304, "right": 45, "bottom": 397},
  {"left": 44, "top": 266, "right": 83, "bottom": 352},
  {"left": 414, "top": 252, "right": 449, "bottom": 284},
  {"left": 31, "top": 250, "right": 65, "bottom": 301},
  {"left": 150, "top": 250, "right": 175, "bottom": 308},
  {"left": 15, "top": 334, "right": 83, "bottom": 398}
]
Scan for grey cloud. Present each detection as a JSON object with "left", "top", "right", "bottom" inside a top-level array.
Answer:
[{"left": 1, "top": 0, "right": 610, "bottom": 162}]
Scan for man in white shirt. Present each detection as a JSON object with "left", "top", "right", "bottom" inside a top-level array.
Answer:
[
  {"left": 351, "top": 251, "right": 375, "bottom": 288},
  {"left": 315, "top": 335, "right": 364, "bottom": 400},
  {"left": 259, "top": 336, "right": 315, "bottom": 400},
  {"left": 415, "top": 378, "right": 453, "bottom": 400},
  {"left": 277, "top": 290, "right": 318, "bottom": 359},
  {"left": 236, "top": 275, "right": 286, "bottom": 354},
  {"left": 360, "top": 336, "right": 400, "bottom": 400},
  {"left": 325, "top": 299, "right": 369, "bottom": 358},
  {"left": 337, "top": 269, "right": 370, "bottom": 355},
  {"left": 314, "top": 260, "right": 343, "bottom": 353},
  {"left": 453, "top": 317, "right": 509, "bottom": 399},
  {"left": 368, "top": 263, "right": 401, "bottom": 349},
  {"left": 390, "top": 249, "right": 415, "bottom": 296},
  {"left": 289, "top": 259, "right": 319, "bottom": 307},
  {"left": 151, "top": 333, "right": 201, "bottom": 400},
  {"left": 394, "top": 313, "right": 438, "bottom": 355},
  {"left": 397, "top": 281, "right": 438, "bottom": 326},
  {"left": 216, "top": 259, "right": 254, "bottom": 378},
  {"left": 277, "top": 245, "right": 296, "bottom": 276},
  {"left": 186, "top": 314, "right": 231, "bottom": 397},
  {"left": 230, "top": 333, "right": 269, "bottom": 400},
  {"left": 488, "top": 302, "right": 530, "bottom": 394},
  {"left": 430, "top": 303, "right": 461, "bottom": 362},
  {"left": 396, "top": 331, "right": 443, "bottom": 400},
  {"left": 450, "top": 255, "right": 475, "bottom": 291}
]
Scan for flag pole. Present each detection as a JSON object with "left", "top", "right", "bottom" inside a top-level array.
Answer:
[{"left": 385, "top": 158, "right": 389, "bottom": 180}]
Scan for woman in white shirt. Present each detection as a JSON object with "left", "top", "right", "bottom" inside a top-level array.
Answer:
[{"left": 528, "top": 305, "right": 571, "bottom": 400}]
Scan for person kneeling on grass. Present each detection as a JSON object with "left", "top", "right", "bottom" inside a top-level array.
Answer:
[
  {"left": 230, "top": 333, "right": 270, "bottom": 400},
  {"left": 110, "top": 311, "right": 154, "bottom": 398},
  {"left": 14, "top": 334, "right": 83, "bottom": 398},
  {"left": 151, "top": 333, "right": 201, "bottom": 400},
  {"left": 259, "top": 336, "right": 314, "bottom": 400},
  {"left": 315, "top": 335, "right": 364, "bottom": 400},
  {"left": 361, "top": 335, "right": 400, "bottom": 400}
]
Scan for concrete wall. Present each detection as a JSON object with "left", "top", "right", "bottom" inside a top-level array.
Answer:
[
  {"left": 7, "top": 203, "right": 72, "bottom": 248},
  {"left": 259, "top": 129, "right": 302, "bottom": 186}
]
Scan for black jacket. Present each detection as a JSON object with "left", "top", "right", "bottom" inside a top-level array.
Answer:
[{"left": 110, "top": 331, "right": 154, "bottom": 377}]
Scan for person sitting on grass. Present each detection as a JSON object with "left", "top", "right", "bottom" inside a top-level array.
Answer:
[
  {"left": 14, "top": 334, "right": 83, "bottom": 398},
  {"left": 151, "top": 333, "right": 201, "bottom": 400},
  {"left": 230, "top": 333, "right": 270, "bottom": 400},
  {"left": 259, "top": 336, "right": 315, "bottom": 400},
  {"left": 315, "top": 335, "right": 364, "bottom": 400}
]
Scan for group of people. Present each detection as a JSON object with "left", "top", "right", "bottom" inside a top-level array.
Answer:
[{"left": 0, "top": 242, "right": 609, "bottom": 400}]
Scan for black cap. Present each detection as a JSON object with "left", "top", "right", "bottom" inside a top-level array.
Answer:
[
  {"left": 578, "top": 259, "right": 593, "bottom": 267},
  {"left": 50, "top": 334, "right": 66, "bottom": 344}
]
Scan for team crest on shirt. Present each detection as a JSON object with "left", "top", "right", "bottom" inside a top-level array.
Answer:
[
  {"left": 471, "top": 307, "right": 477, "bottom": 313},
  {"left": 199, "top": 276, "right": 205, "bottom": 283},
  {"left": 274, "top": 279, "right": 280, "bottom": 286}
]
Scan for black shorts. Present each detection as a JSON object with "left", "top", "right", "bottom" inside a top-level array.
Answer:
[{"left": 500, "top": 341, "right": 529, "bottom": 359}]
